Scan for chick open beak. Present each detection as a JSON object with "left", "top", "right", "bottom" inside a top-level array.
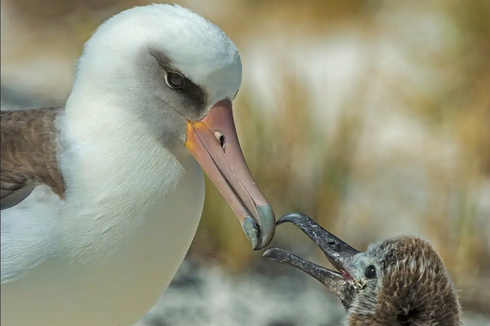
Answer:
[
  {"left": 185, "top": 99, "right": 275, "bottom": 250},
  {"left": 263, "top": 213, "right": 360, "bottom": 308}
]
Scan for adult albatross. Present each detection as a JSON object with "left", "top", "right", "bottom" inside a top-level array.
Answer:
[{"left": 1, "top": 4, "right": 275, "bottom": 326}]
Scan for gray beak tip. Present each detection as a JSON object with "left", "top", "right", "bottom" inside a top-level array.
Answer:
[
  {"left": 242, "top": 216, "right": 260, "bottom": 250},
  {"left": 254, "top": 204, "right": 276, "bottom": 250},
  {"left": 262, "top": 248, "right": 282, "bottom": 260}
]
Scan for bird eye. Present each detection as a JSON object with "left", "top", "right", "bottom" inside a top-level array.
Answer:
[
  {"left": 365, "top": 265, "right": 377, "bottom": 279},
  {"left": 166, "top": 72, "right": 185, "bottom": 89}
]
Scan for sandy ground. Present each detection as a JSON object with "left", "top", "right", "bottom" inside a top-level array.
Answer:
[{"left": 135, "top": 258, "right": 490, "bottom": 326}]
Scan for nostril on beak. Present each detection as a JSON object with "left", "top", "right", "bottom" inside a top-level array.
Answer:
[
  {"left": 328, "top": 240, "right": 341, "bottom": 252},
  {"left": 214, "top": 131, "right": 226, "bottom": 150}
]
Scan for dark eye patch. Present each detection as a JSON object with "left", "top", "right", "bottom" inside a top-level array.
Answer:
[{"left": 150, "top": 48, "right": 207, "bottom": 113}]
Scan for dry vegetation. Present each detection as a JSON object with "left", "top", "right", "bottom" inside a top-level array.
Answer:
[{"left": 191, "top": 0, "right": 490, "bottom": 311}]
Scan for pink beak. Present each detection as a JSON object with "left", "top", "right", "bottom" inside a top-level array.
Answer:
[{"left": 185, "top": 99, "right": 275, "bottom": 249}]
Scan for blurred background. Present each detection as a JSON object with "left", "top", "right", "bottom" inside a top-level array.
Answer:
[{"left": 2, "top": 0, "right": 489, "bottom": 325}]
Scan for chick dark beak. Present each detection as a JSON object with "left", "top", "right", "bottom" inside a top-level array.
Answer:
[
  {"left": 276, "top": 213, "right": 359, "bottom": 277},
  {"left": 263, "top": 212, "right": 360, "bottom": 308},
  {"left": 263, "top": 248, "right": 356, "bottom": 308}
]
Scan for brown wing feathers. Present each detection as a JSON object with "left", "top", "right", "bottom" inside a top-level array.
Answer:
[{"left": 1, "top": 107, "right": 66, "bottom": 210}]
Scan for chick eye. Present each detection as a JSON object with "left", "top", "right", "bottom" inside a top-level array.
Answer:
[
  {"left": 365, "top": 265, "right": 377, "bottom": 279},
  {"left": 166, "top": 72, "right": 185, "bottom": 89}
]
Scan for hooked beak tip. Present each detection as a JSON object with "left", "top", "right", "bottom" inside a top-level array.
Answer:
[
  {"left": 242, "top": 204, "right": 276, "bottom": 250},
  {"left": 276, "top": 212, "right": 307, "bottom": 226}
]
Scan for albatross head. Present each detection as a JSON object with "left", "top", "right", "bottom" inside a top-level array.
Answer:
[{"left": 69, "top": 4, "right": 275, "bottom": 249}]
